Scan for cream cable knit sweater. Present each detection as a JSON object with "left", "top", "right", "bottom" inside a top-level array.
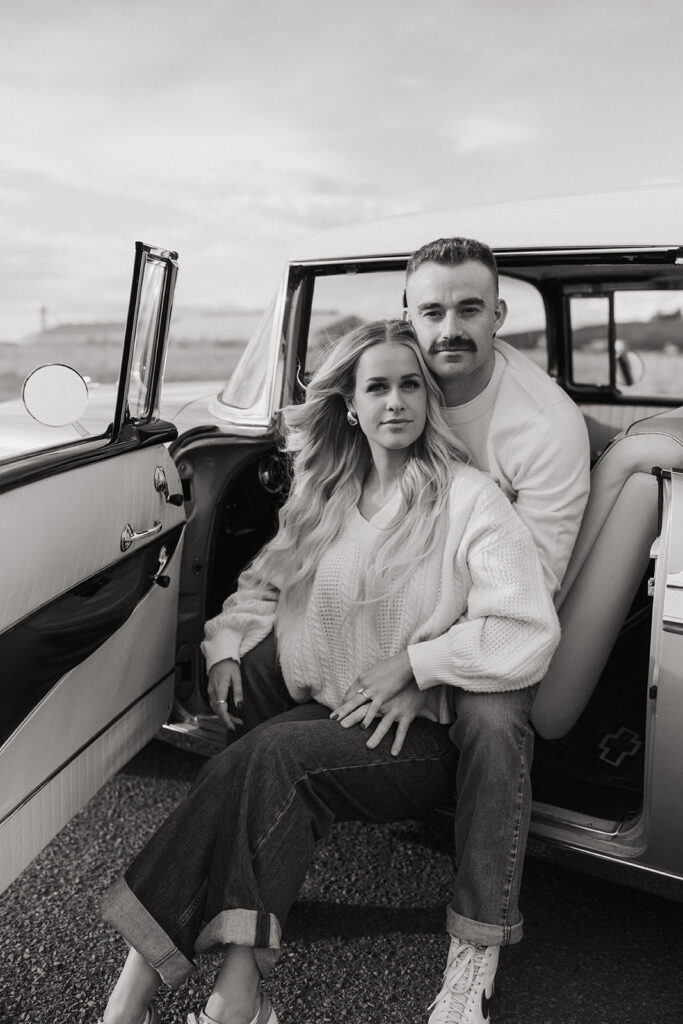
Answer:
[{"left": 201, "top": 464, "right": 560, "bottom": 723}]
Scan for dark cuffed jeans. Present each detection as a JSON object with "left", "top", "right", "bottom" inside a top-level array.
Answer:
[{"left": 102, "top": 633, "right": 535, "bottom": 987}]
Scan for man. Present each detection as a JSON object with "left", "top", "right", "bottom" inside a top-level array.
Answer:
[
  {"left": 348, "top": 237, "right": 590, "bottom": 1023},
  {"left": 405, "top": 236, "right": 589, "bottom": 598}
]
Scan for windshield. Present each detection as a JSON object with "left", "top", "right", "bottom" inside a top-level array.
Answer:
[{"left": 218, "top": 295, "right": 278, "bottom": 414}]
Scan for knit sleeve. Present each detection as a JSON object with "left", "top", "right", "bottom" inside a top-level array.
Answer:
[
  {"left": 200, "top": 557, "right": 281, "bottom": 672},
  {"left": 407, "top": 486, "right": 560, "bottom": 693},
  {"left": 502, "top": 399, "right": 590, "bottom": 597}
]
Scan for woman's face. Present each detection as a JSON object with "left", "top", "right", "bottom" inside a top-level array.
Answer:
[{"left": 350, "top": 342, "right": 428, "bottom": 455}]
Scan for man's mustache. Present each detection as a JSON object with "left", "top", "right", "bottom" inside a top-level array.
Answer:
[{"left": 430, "top": 337, "right": 476, "bottom": 355}]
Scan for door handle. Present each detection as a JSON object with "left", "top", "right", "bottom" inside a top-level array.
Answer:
[{"left": 120, "top": 520, "right": 162, "bottom": 552}]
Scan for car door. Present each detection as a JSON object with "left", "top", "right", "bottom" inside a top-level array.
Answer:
[
  {"left": 644, "top": 466, "right": 683, "bottom": 876},
  {"left": 0, "top": 242, "right": 185, "bottom": 893}
]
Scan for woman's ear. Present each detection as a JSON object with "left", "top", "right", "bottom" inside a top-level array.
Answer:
[{"left": 346, "top": 403, "right": 359, "bottom": 427}]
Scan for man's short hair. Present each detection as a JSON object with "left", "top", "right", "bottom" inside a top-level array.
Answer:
[{"left": 405, "top": 237, "right": 499, "bottom": 293}]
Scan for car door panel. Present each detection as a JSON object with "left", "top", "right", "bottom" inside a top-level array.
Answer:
[
  {"left": 644, "top": 468, "right": 683, "bottom": 874},
  {"left": 0, "top": 443, "right": 185, "bottom": 892}
]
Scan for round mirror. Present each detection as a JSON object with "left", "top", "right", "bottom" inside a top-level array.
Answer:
[
  {"left": 22, "top": 364, "right": 90, "bottom": 427},
  {"left": 615, "top": 340, "right": 645, "bottom": 388}
]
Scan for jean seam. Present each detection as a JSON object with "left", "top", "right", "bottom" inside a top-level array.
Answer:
[
  {"left": 252, "top": 751, "right": 454, "bottom": 857},
  {"left": 174, "top": 877, "right": 209, "bottom": 933},
  {"left": 499, "top": 690, "right": 536, "bottom": 933}
]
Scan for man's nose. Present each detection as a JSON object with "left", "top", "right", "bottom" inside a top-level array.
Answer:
[{"left": 441, "top": 310, "right": 461, "bottom": 337}]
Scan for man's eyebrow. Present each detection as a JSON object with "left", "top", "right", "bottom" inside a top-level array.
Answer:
[{"left": 416, "top": 296, "right": 486, "bottom": 309}]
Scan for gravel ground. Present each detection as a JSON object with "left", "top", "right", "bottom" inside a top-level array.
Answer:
[{"left": 2, "top": 739, "right": 683, "bottom": 1024}]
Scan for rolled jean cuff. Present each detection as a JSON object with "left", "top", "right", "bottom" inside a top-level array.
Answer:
[
  {"left": 447, "top": 903, "right": 524, "bottom": 948},
  {"left": 197, "top": 909, "right": 282, "bottom": 979},
  {"left": 101, "top": 878, "right": 195, "bottom": 990}
]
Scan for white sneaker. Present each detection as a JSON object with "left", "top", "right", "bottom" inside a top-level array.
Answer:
[
  {"left": 427, "top": 938, "right": 499, "bottom": 1023},
  {"left": 187, "top": 993, "right": 278, "bottom": 1024}
]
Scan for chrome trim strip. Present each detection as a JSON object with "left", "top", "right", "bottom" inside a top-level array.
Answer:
[{"left": 0, "top": 672, "right": 171, "bottom": 828}]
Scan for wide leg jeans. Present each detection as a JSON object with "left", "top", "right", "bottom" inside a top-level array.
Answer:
[{"left": 102, "top": 633, "right": 535, "bottom": 985}]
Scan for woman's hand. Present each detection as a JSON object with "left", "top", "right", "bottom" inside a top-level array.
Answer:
[
  {"left": 332, "top": 680, "right": 427, "bottom": 756},
  {"left": 207, "top": 659, "right": 244, "bottom": 732},
  {"left": 335, "top": 650, "right": 414, "bottom": 722}
]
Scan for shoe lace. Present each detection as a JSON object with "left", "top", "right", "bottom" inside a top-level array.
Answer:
[{"left": 429, "top": 944, "right": 485, "bottom": 1022}]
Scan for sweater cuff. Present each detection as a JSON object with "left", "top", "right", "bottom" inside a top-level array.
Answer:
[
  {"left": 200, "top": 628, "right": 243, "bottom": 673},
  {"left": 407, "top": 637, "right": 454, "bottom": 691}
]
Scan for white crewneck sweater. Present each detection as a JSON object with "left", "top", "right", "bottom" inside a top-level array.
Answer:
[
  {"left": 201, "top": 464, "right": 560, "bottom": 723},
  {"left": 444, "top": 340, "right": 590, "bottom": 598}
]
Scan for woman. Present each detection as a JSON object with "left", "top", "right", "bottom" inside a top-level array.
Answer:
[{"left": 99, "top": 319, "right": 559, "bottom": 1024}]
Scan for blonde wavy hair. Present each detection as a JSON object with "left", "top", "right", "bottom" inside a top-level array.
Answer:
[{"left": 250, "top": 318, "right": 468, "bottom": 625}]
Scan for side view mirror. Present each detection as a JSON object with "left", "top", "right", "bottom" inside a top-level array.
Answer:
[
  {"left": 615, "top": 340, "right": 645, "bottom": 388},
  {"left": 22, "top": 364, "right": 89, "bottom": 427}
]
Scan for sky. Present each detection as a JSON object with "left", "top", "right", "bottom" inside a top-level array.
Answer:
[{"left": 2, "top": 0, "right": 683, "bottom": 341}]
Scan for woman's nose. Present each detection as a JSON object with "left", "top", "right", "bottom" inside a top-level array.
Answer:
[{"left": 386, "top": 388, "right": 404, "bottom": 410}]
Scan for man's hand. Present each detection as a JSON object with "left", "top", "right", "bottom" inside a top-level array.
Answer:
[
  {"left": 207, "top": 658, "right": 244, "bottom": 732},
  {"left": 333, "top": 680, "right": 427, "bottom": 756}
]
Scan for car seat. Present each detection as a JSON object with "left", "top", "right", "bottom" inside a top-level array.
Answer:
[{"left": 531, "top": 406, "right": 683, "bottom": 739}]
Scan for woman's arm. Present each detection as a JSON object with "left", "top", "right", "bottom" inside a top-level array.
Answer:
[{"left": 201, "top": 560, "right": 281, "bottom": 673}]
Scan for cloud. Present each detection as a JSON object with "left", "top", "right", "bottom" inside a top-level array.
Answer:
[{"left": 450, "top": 117, "right": 535, "bottom": 154}]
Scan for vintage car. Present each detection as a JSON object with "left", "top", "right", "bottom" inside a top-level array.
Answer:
[{"left": 3, "top": 189, "right": 683, "bottom": 901}]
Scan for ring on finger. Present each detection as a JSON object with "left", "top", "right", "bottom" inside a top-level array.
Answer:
[
  {"left": 358, "top": 687, "right": 369, "bottom": 700},
  {"left": 212, "top": 699, "right": 228, "bottom": 706}
]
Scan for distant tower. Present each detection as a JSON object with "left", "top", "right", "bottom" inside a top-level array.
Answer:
[{"left": 40, "top": 306, "right": 47, "bottom": 332}]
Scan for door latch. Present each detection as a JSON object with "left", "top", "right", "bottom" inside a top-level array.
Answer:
[{"left": 154, "top": 466, "right": 184, "bottom": 506}]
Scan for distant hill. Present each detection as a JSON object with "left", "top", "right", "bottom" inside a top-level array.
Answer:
[{"left": 20, "top": 308, "right": 266, "bottom": 347}]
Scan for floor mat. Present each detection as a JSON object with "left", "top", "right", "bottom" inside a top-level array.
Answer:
[{"left": 532, "top": 694, "right": 645, "bottom": 818}]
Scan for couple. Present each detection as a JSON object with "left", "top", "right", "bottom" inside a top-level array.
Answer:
[{"left": 99, "top": 237, "right": 590, "bottom": 1024}]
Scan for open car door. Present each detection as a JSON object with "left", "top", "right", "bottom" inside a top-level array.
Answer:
[
  {"left": 646, "top": 467, "right": 683, "bottom": 875},
  {"left": 0, "top": 243, "right": 185, "bottom": 893}
]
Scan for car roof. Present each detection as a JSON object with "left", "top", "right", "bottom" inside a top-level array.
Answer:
[{"left": 289, "top": 186, "right": 683, "bottom": 262}]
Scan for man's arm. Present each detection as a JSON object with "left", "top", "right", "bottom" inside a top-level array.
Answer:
[{"left": 505, "top": 399, "right": 590, "bottom": 597}]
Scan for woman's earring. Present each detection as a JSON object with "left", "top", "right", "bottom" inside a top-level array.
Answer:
[{"left": 347, "top": 409, "right": 358, "bottom": 426}]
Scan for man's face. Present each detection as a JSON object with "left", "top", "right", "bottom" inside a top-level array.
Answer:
[{"left": 405, "top": 259, "right": 507, "bottom": 404}]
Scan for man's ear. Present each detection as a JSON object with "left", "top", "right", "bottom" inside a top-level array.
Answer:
[
  {"left": 494, "top": 297, "right": 508, "bottom": 333},
  {"left": 402, "top": 290, "right": 411, "bottom": 322}
]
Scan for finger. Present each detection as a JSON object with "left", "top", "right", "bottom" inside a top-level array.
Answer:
[
  {"left": 391, "top": 718, "right": 410, "bottom": 757},
  {"left": 365, "top": 714, "right": 395, "bottom": 749},
  {"left": 214, "top": 703, "right": 235, "bottom": 731},
  {"left": 336, "top": 705, "right": 370, "bottom": 729},
  {"left": 330, "top": 692, "right": 369, "bottom": 721},
  {"left": 207, "top": 662, "right": 231, "bottom": 706},
  {"left": 224, "top": 712, "right": 244, "bottom": 732},
  {"left": 341, "top": 678, "right": 362, "bottom": 703},
  {"left": 231, "top": 663, "right": 244, "bottom": 709},
  {"left": 361, "top": 699, "right": 383, "bottom": 730}
]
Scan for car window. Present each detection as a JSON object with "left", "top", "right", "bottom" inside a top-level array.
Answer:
[
  {"left": 497, "top": 276, "right": 548, "bottom": 370},
  {"left": 570, "top": 289, "right": 683, "bottom": 398},
  {"left": 218, "top": 296, "right": 279, "bottom": 414},
  {"left": 304, "top": 268, "right": 548, "bottom": 375}
]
